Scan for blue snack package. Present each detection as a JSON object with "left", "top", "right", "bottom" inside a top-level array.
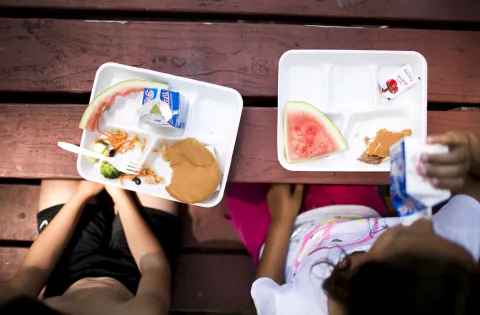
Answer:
[
  {"left": 140, "top": 88, "right": 188, "bottom": 129},
  {"left": 159, "top": 90, "right": 188, "bottom": 129}
]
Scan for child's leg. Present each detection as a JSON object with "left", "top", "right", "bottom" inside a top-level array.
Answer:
[
  {"left": 135, "top": 192, "right": 179, "bottom": 217},
  {"left": 38, "top": 180, "right": 112, "bottom": 245},
  {"left": 37, "top": 180, "right": 114, "bottom": 298},
  {"left": 225, "top": 183, "right": 271, "bottom": 265},
  {"left": 39, "top": 180, "right": 82, "bottom": 211},
  {"left": 110, "top": 192, "right": 180, "bottom": 271}
]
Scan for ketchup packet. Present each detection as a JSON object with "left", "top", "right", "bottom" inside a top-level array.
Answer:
[
  {"left": 379, "top": 64, "right": 420, "bottom": 100},
  {"left": 390, "top": 137, "right": 451, "bottom": 218}
]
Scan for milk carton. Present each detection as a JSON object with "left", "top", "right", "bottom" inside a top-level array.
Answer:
[
  {"left": 390, "top": 137, "right": 451, "bottom": 219},
  {"left": 138, "top": 88, "right": 189, "bottom": 129}
]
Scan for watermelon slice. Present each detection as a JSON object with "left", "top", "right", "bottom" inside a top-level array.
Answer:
[
  {"left": 79, "top": 80, "right": 168, "bottom": 131},
  {"left": 284, "top": 101, "right": 347, "bottom": 162}
]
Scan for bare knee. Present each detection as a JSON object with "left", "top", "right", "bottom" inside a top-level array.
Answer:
[
  {"left": 135, "top": 192, "right": 179, "bottom": 216},
  {"left": 38, "top": 180, "right": 80, "bottom": 212}
]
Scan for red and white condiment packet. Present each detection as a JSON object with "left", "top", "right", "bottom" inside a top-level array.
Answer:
[{"left": 379, "top": 64, "right": 420, "bottom": 100}]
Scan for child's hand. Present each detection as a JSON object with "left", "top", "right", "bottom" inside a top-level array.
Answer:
[
  {"left": 76, "top": 180, "right": 104, "bottom": 199},
  {"left": 267, "top": 184, "right": 304, "bottom": 223},
  {"left": 422, "top": 132, "right": 473, "bottom": 190}
]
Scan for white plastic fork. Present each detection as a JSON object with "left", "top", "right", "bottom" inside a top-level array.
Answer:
[{"left": 57, "top": 142, "right": 143, "bottom": 175}]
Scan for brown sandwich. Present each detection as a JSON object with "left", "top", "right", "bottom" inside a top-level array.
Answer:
[
  {"left": 358, "top": 128, "right": 412, "bottom": 164},
  {"left": 164, "top": 138, "right": 221, "bottom": 204}
]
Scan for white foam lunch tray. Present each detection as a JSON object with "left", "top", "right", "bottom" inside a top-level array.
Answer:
[
  {"left": 277, "top": 50, "right": 427, "bottom": 172},
  {"left": 77, "top": 63, "right": 243, "bottom": 207}
]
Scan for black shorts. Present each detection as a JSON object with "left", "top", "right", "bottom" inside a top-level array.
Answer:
[{"left": 37, "top": 203, "right": 180, "bottom": 298}]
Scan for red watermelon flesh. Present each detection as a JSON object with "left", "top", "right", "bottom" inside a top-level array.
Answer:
[
  {"left": 284, "top": 101, "right": 347, "bottom": 162},
  {"left": 79, "top": 80, "right": 168, "bottom": 131}
]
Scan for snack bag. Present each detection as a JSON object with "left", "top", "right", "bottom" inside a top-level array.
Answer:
[
  {"left": 379, "top": 64, "right": 420, "bottom": 100},
  {"left": 390, "top": 137, "right": 451, "bottom": 219},
  {"left": 139, "top": 88, "right": 189, "bottom": 129}
]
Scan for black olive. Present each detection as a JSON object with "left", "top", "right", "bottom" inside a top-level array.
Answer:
[
  {"left": 109, "top": 149, "right": 116, "bottom": 157},
  {"left": 133, "top": 177, "right": 141, "bottom": 185}
]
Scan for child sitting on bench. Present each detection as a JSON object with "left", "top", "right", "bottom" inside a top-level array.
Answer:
[
  {"left": 226, "top": 131, "right": 480, "bottom": 315},
  {"left": 3, "top": 184, "right": 179, "bottom": 315}
]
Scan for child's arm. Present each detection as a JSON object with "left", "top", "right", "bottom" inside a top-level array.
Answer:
[
  {"left": 106, "top": 187, "right": 171, "bottom": 315},
  {"left": 256, "top": 219, "right": 295, "bottom": 285},
  {"left": 256, "top": 184, "right": 303, "bottom": 285},
  {"left": 9, "top": 181, "right": 104, "bottom": 299}
]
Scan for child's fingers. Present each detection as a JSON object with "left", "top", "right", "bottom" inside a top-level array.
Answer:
[
  {"left": 425, "top": 145, "right": 469, "bottom": 164},
  {"left": 430, "top": 177, "right": 465, "bottom": 191},
  {"left": 293, "top": 184, "right": 304, "bottom": 200},
  {"left": 424, "top": 163, "right": 469, "bottom": 178},
  {"left": 426, "top": 152, "right": 467, "bottom": 164},
  {"left": 427, "top": 134, "right": 455, "bottom": 145},
  {"left": 427, "top": 132, "right": 469, "bottom": 145},
  {"left": 268, "top": 183, "right": 288, "bottom": 194}
]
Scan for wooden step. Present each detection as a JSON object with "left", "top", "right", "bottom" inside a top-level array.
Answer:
[
  {"left": 0, "top": 19, "right": 479, "bottom": 103},
  {"left": 173, "top": 254, "right": 255, "bottom": 312},
  {"left": 0, "top": 184, "right": 39, "bottom": 241},
  {"left": 1, "top": 0, "right": 478, "bottom": 23},
  {"left": 0, "top": 247, "right": 255, "bottom": 312},
  {"left": 1, "top": 105, "right": 480, "bottom": 184},
  {"left": 0, "top": 247, "right": 28, "bottom": 283}
]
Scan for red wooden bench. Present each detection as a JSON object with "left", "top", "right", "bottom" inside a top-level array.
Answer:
[{"left": 0, "top": 0, "right": 479, "bottom": 313}]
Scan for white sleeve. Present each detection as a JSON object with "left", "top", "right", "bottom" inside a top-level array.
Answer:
[
  {"left": 433, "top": 195, "right": 480, "bottom": 261},
  {"left": 251, "top": 273, "right": 329, "bottom": 315},
  {"left": 251, "top": 278, "right": 280, "bottom": 315}
]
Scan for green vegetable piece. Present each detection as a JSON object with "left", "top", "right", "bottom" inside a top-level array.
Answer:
[
  {"left": 100, "top": 160, "right": 122, "bottom": 179},
  {"left": 87, "top": 141, "right": 109, "bottom": 163}
]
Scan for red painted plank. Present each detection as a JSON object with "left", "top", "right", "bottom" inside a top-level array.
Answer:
[
  {"left": 0, "top": 185, "right": 39, "bottom": 241},
  {"left": 172, "top": 254, "right": 255, "bottom": 312},
  {"left": 231, "top": 108, "right": 480, "bottom": 183},
  {"left": 0, "top": 19, "right": 479, "bottom": 103},
  {"left": 0, "top": 247, "right": 255, "bottom": 312},
  {"left": 1, "top": 105, "right": 480, "bottom": 184},
  {"left": 1, "top": 0, "right": 479, "bottom": 23},
  {"left": 0, "top": 247, "right": 28, "bottom": 283}
]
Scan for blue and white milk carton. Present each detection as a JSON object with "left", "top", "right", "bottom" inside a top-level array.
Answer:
[
  {"left": 138, "top": 88, "right": 189, "bottom": 129},
  {"left": 390, "top": 137, "right": 451, "bottom": 220}
]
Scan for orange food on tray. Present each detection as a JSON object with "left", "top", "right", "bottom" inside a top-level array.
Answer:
[
  {"left": 119, "top": 164, "right": 164, "bottom": 186},
  {"left": 97, "top": 129, "right": 147, "bottom": 154},
  {"left": 358, "top": 128, "right": 412, "bottom": 164}
]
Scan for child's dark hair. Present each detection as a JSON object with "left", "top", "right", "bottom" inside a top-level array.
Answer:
[{"left": 323, "top": 253, "right": 480, "bottom": 315}]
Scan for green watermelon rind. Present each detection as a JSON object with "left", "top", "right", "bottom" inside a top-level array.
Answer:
[
  {"left": 284, "top": 101, "right": 348, "bottom": 163},
  {"left": 79, "top": 80, "right": 169, "bottom": 130}
]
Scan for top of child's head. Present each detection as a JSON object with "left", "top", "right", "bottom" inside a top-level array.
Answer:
[{"left": 324, "top": 218, "right": 480, "bottom": 315}]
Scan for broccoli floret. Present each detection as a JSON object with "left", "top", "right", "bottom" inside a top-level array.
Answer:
[{"left": 100, "top": 161, "right": 122, "bottom": 179}]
